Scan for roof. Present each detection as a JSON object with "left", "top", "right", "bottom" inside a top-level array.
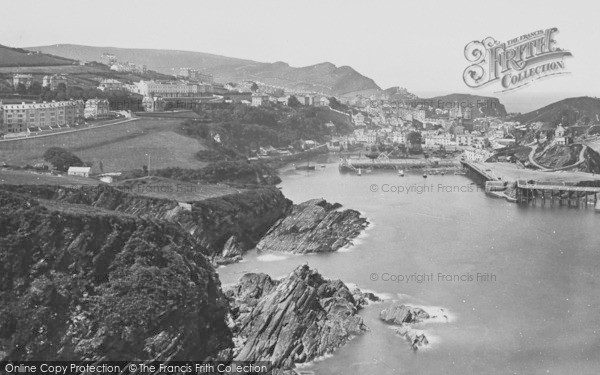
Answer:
[{"left": 68, "top": 167, "right": 91, "bottom": 173}]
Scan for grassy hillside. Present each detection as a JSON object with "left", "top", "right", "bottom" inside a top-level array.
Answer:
[
  {"left": 514, "top": 96, "right": 600, "bottom": 126},
  {"left": 30, "top": 44, "right": 381, "bottom": 96},
  {"left": 0, "top": 118, "right": 208, "bottom": 172},
  {"left": 0, "top": 45, "right": 75, "bottom": 67}
]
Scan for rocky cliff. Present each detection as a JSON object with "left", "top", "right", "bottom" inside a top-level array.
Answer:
[
  {"left": 0, "top": 184, "right": 373, "bottom": 367},
  {"left": 0, "top": 188, "right": 232, "bottom": 361},
  {"left": 256, "top": 199, "right": 368, "bottom": 254},
  {"left": 0, "top": 184, "right": 292, "bottom": 263},
  {"left": 225, "top": 265, "right": 372, "bottom": 371}
]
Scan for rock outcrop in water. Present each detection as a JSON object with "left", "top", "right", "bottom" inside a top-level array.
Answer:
[
  {"left": 0, "top": 188, "right": 232, "bottom": 361},
  {"left": 379, "top": 303, "right": 430, "bottom": 325},
  {"left": 225, "top": 265, "right": 369, "bottom": 370},
  {"left": 379, "top": 303, "right": 432, "bottom": 351},
  {"left": 256, "top": 199, "right": 368, "bottom": 254},
  {"left": 0, "top": 184, "right": 374, "bottom": 368}
]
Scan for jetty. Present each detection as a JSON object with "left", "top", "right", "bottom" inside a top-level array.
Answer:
[
  {"left": 461, "top": 160, "right": 600, "bottom": 208},
  {"left": 339, "top": 154, "right": 459, "bottom": 172}
]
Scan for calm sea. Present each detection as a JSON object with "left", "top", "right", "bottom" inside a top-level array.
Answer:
[{"left": 218, "top": 156, "right": 600, "bottom": 374}]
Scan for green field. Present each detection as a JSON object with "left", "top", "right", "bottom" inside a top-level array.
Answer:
[
  {"left": 0, "top": 45, "right": 75, "bottom": 67},
  {"left": 0, "top": 117, "right": 208, "bottom": 173}
]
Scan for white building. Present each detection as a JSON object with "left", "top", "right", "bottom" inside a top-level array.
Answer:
[
  {"left": 133, "top": 80, "right": 210, "bottom": 98},
  {"left": 68, "top": 166, "right": 91, "bottom": 177},
  {"left": 251, "top": 94, "right": 270, "bottom": 107},
  {"left": 456, "top": 134, "right": 476, "bottom": 146},
  {"left": 84, "top": 99, "right": 110, "bottom": 120},
  {"left": 464, "top": 147, "right": 493, "bottom": 162},
  {"left": 424, "top": 133, "right": 453, "bottom": 149},
  {"left": 98, "top": 79, "right": 124, "bottom": 91},
  {"left": 1, "top": 100, "right": 84, "bottom": 134}
]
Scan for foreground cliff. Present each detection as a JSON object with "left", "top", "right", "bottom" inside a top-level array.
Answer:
[
  {"left": 225, "top": 265, "right": 374, "bottom": 371},
  {"left": 0, "top": 188, "right": 232, "bottom": 361},
  {"left": 256, "top": 199, "right": 368, "bottom": 254},
  {"left": 0, "top": 184, "right": 375, "bottom": 368},
  {"left": 0, "top": 184, "right": 292, "bottom": 264}
]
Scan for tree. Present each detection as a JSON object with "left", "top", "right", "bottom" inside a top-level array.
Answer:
[
  {"left": 288, "top": 95, "right": 301, "bottom": 108},
  {"left": 407, "top": 131, "right": 422, "bottom": 145},
  {"left": 250, "top": 82, "right": 259, "bottom": 92},
  {"left": 16, "top": 83, "right": 27, "bottom": 95},
  {"left": 328, "top": 97, "right": 348, "bottom": 111},
  {"left": 29, "top": 82, "right": 42, "bottom": 96},
  {"left": 43, "top": 147, "right": 84, "bottom": 172}
]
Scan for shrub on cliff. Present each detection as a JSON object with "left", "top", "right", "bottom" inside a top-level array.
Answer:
[
  {"left": 0, "top": 188, "right": 232, "bottom": 361},
  {"left": 150, "top": 161, "right": 281, "bottom": 185},
  {"left": 43, "top": 147, "right": 84, "bottom": 172}
]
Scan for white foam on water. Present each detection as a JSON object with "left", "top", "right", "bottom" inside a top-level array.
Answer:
[
  {"left": 339, "top": 219, "right": 374, "bottom": 252},
  {"left": 386, "top": 325, "right": 441, "bottom": 351},
  {"left": 412, "top": 305, "right": 457, "bottom": 324},
  {"left": 395, "top": 293, "right": 412, "bottom": 301},
  {"left": 359, "top": 288, "right": 394, "bottom": 301}
]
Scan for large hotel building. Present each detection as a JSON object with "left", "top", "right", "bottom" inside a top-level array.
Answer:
[
  {"left": 133, "top": 80, "right": 213, "bottom": 98},
  {"left": 0, "top": 100, "right": 85, "bottom": 134}
]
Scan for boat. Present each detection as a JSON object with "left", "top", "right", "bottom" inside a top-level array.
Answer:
[
  {"left": 398, "top": 169, "right": 404, "bottom": 177},
  {"left": 423, "top": 173, "right": 428, "bottom": 178},
  {"left": 441, "top": 171, "right": 445, "bottom": 176},
  {"left": 357, "top": 168, "right": 362, "bottom": 176},
  {"left": 320, "top": 164, "right": 326, "bottom": 168}
]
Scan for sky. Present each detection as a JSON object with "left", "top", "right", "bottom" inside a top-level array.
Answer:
[{"left": 1, "top": 0, "right": 598, "bottom": 112}]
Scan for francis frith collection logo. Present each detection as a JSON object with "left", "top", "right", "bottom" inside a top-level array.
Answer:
[{"left": 463, "top": 27, "right": 572, "bottom": 92}]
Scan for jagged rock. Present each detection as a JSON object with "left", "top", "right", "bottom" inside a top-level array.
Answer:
[
  {"left": 222, "top": 236, "right": 244, "bottom": 258},
  {"left": 395, "top": 326, "right": 429, "bottom": 351},
  {"left": 352, "top": 289, "right": 382, "bottom": 307},
  {"left": 214, "top": 236, "right": 244, "bottom": 265},
  {"left": 379, "top": 303, "right": 430, "bottom": 325},
  {"left": 227, "top": 265, "right": 367, "bottom": 370},
  {"left": 256, "top": 199, "right": 368, "bottom": 254}
]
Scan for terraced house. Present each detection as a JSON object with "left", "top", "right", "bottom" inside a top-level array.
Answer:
[
  {"left": 84, "top": 98, "right": 110, "bottom": 120},
  {"left": 0, "top": 100, "right": 84, "bottom": 134}
]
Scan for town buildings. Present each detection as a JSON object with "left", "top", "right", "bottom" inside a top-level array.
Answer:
[
  {"left": 42, "top": 74, "right": 68, "bottom": 91},
  {"left": 424, "top": 133, "right": 454, "bottom": 149},
  {"left": 13, "top": 74, "right": 34, "bottom": 89},
  {"left": 251, "top": 94, "right": 270, "bottom": 107},
  {"left": 132, "top": 80, "right": 211, "bottom": 98},
  {"left": 178, "top": 68, "right": 213, "bottom": 83},
  {"left": 98, "top": 79, "right": 124, "bottom": 91},
  {"left": 1, "top": 100, "right": 84, "bottom": 134},
  {"left": 142, "top": 96, "right": 166, "bottom": 112},
  {"left": 84, "top": 98, "right": 110, "bottom": 120}
]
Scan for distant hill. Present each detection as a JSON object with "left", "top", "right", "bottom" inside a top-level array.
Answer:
[
  {"left": 514, "top": 96, "right": 600, "bottom": 126},
  {"left": 29, "top": 44, "right": 381, "bottom": 96},
  {"left": 0, "top": 45, "right": 75, "bottom": 67},
  {"left": 0, "top": 44, "right": 173, "bottom": 89},
  {"left": 421, "top": 93, "right": 507, "bottom": 118},
  {"left": 381, "top": 86, "right": 419, "bottom": 100}
]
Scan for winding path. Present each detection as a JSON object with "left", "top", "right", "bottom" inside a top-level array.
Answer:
[{"left": 527, "top": 143, "right": 588, "bottom": 172}]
